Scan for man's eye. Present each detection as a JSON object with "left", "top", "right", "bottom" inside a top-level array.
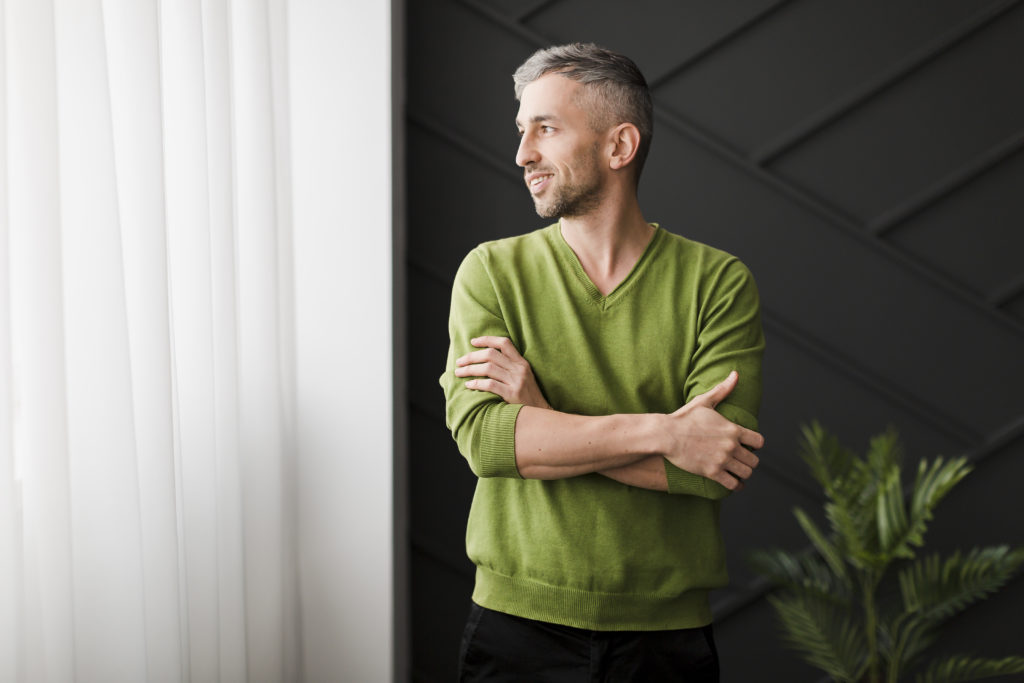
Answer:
[{"left": 541, "top": 126, "right": 554, "bottom": 133}]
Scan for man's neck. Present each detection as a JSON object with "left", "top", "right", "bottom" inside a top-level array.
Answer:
[{"left": 559, "top": 198, "right": 653, "bottom": 296}]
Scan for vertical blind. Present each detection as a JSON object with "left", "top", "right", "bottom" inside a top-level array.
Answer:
[{"left": 1, "top": 0, "right": 300, "bottom": 680}]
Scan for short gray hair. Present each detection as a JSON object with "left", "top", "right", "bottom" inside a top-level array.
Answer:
[{"left": 513, "top": 43, "right": 654, "bottom": 181}]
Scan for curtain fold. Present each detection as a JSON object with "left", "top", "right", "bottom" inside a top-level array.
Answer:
[{"left": 1, "top": 0, "right": 299, "bottom": 680}]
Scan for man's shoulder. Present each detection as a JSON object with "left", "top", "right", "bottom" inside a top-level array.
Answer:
[
  {"left": 655, "top": 227, "right": 750, "bottom": 278},
  {"left": 658, "top": 227, "right": 734, "bottom": 261},
  {"left": 470, "top": 223, "right": 558, "bottom": 263}
]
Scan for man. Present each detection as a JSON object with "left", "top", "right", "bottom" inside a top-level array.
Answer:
[{"left": 439, "top": 43, "right": 765, "bottom": 682}]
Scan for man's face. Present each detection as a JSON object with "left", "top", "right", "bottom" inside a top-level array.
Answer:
[{"left": 515, "top": 74, "right": 606, "bottom": 219}]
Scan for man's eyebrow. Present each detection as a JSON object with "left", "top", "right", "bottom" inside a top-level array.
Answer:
[{"left": 515, "top": 114, "right": 561, "bottom": 128}]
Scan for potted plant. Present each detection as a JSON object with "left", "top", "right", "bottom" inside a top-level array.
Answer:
[{"left": 752, "top": 422, "right": 1024, "bottom": 683}]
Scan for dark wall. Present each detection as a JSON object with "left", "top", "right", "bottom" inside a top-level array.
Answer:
[{"left": 403, "top": 1, "right": 1024, "bottom": 681}]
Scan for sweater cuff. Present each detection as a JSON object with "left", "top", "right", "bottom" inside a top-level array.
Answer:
[
  {"left": 663, "top": 459, "right": 705, "bottom": 496},
  {"left": 475, "top": 402, "right": 525, "bottom": 478},
  {"left": 663, "top": 459, "right": 731, "bottom": 499}
]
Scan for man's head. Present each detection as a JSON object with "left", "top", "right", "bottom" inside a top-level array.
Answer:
[{"left": 513, "top": 43, "right": 653, "bottom": 183}]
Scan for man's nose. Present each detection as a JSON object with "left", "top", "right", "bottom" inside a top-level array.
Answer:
[{"left": 516, "top": 134, "right": 539, "bottom": 168}]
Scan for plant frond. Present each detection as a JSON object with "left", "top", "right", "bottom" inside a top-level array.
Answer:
[
  {"left": 824, "top": 496, "right": 875, "bottom": 566},
  {"left": 885, "top": 611, "right": 941, "bottom": 675},
  {"left": 768, "top": 593, "right": 867, "bottom": 682},
  {"left": 876, "top": 461, "right": 912, "bottom": 559},
  {"left": 900, "top": 547, "right": 1024, "bottom": 623},
  {"left": 889, "top": 547, "right": 1024, "bottom": 674},
  {"left": 874, "top": 455, "right": 972, "bottom": 563},
  {"left": 749, "top": 549, "right": 852, "bottom": 604},
  {"left": 799, "top": 422, "right": 859, "bottom": 497},
  {"left": 793, "top": 507, "right": 849, "bottom": 580},
  {"left": 915, "top": 655, "right": 1024, "bottom": 683},
  {"left": 866, "top": 427, "right": 903, "bottom": 475},
  {"left": 909, "top": 457, "right": 972, "bottom": 530}
]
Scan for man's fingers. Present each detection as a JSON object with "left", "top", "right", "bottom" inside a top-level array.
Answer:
[
  {"left": 464, "top": 378, "right": 509, "bottom": 402},
  {"left": 734, "top": 446, "right": 760, "bottom": 470},
  {"left": 471, "top": 335, "right": 524, "bottom": 361},
  {"left": 688, "top": 370, "right": 738, "bottom": 409},
  {"left": 456, "top": 347, "right": 507, "bottom": 368},
  {"left": 739, "top": 427, "right": 765, "bottom": 451},
  {"left": 711, "top": 470, "right": 742, "bottom": 491},
  {"left": 726, "top": 458, "right": 754, "bottom": 481},
  {"left": 455, "top": 361, "right": 512, "bottom": 384}
]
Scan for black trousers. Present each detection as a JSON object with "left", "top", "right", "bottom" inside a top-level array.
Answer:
[{"left": 458, "top": 603, "right": 720, "bottom": 683}]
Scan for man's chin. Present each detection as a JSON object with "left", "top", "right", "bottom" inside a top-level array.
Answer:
[{"left": 531, "top": 200, "right": 559, "bottom": 220}]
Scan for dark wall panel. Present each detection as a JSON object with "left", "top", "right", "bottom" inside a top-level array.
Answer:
[
  {"left": 889, "top": 150, "right": 1024, "bottom": 299},
  {"left": 523, "top": 0, "right": 779, "bottom": 84},
  {"left": 656, "top": 0, "right": 990, "bottom": 154},
  {"left": 771, "top": 4, "right": 1024, "bottom": 222},
  {"left": 404, "top": 2, "right": 1024, "bottom": 680}
]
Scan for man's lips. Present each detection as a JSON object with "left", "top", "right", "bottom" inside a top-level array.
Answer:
[{"left": 525, "top": 172, "right": 553, "bottom": 194}]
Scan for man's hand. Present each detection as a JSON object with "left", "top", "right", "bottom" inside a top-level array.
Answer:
[
  {"left": 659, "top": 371, "right": 764, "bottom": 491},
  {"left": 454, "top": 336, "right": 552, "bottom": 409}
]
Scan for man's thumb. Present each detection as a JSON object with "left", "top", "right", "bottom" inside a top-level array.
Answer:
[{"left": 690, "top": 371, "right": 738, "bottom": 409}]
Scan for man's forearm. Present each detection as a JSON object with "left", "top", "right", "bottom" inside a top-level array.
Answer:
[
  {"left": 514, "top": 406, "right": 662, "bottom": 479},
  {"left": 513, "top": 372, "right": 763, "bottom": 491},
  {"left": 598, "top": 456, "right": 669, "bottom": 491}
]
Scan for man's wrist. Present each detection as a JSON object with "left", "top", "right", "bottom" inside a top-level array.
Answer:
[{"left": 632, "top": 412, "right": 668, "bottom": 458}]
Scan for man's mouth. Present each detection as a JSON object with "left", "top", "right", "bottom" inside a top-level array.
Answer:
[{"left": 527, "top": 173, "right": 553, "bottom": 194}]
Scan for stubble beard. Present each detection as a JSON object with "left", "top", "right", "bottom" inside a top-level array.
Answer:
[
  {"left": 533, "top": 176, "right": 602, "bottom": 220},
  {"left": 530, "top": 145, "right": 604, "bottom": 220}
]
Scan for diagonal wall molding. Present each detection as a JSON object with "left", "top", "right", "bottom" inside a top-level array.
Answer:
[
  {"left": 750, "top": 0, "right": 1022, "bottom": 166},
  {"left": 645, "top": 0, "right": 795, "bottom": 90},
  {"left": 868, "top": 131, "right": 1024, "bottom": 237}
]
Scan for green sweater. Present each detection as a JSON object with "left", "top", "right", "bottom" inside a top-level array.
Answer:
[{"left": 439, "top": 222, "right": 764, "bottom": 631}]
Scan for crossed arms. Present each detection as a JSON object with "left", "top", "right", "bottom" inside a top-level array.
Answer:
[{"left": 453, "top": 335, "right": 764, "bottom": 493}]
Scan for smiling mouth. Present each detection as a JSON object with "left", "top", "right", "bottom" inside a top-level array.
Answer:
[{"left": 528, "top": 174, "right": 553, "bottom": 193}]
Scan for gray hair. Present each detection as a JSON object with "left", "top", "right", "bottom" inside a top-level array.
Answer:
[{"left": 513, "top": 43, "right": 654, "bottom": 181}]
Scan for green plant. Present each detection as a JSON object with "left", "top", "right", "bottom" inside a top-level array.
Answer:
[{"left": 751, "top": 422, "right": 1024, "bottom": 683}]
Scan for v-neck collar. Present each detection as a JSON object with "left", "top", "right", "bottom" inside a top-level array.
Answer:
[{"left": 551, "top": 222, "right": 664, "bottom": 310}]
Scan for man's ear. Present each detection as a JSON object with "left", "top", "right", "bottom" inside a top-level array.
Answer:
[{"left": 608, "top": 123, "right": 641, "bottom": 171}]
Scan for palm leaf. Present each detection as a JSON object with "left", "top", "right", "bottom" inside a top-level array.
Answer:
[
  {"left": 910, "top": 457, "right": 971, "bottom": 517},
  {"left": 799, "top": 422, "right": 858, "bottom": 497},
  {"left": 767, "top": 592, "right": 867, "bottom": 682},
  {"left": 866, "top": 428, "right": 903, "bottom": 473},
  {"left": 900, "top": 547, "right": 1024, "bottom": 623},
  {"left": 749, "top": 548, "right": 851, "bottom": 605},
  {"left": 875, "top": 455, "right": 971, "bottom": 563},
  {"left": 794, "top": 507, "right": 849, "bottom": 580},
  {"left": 884, "top": 614, "right": 939, "bottom": 676},
  {"left": 915, "top": 655, "right": 1024, "bottom": 683},
  {"left": 876, "top": 463, "right": 911, "bottom": 558}
]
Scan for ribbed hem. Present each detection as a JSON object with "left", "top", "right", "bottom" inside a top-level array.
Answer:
[
  {"left": 663, "top": 460, "right": 730, "bottom": 499},
  {"left": 472, "top": 566, "right": 712, "bottom": 631},
  {"left": 474, "top": 402, "right": 524, "bottom": 479},
  {"left": 664, "top": 459, "right": 705, "bottom": 496}
]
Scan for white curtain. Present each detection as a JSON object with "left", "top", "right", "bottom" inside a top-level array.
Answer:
[{"left": 0, "top": 0, "right": 301, "bottom": 680}]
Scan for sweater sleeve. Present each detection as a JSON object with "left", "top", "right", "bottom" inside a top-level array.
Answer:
[
  {"left": 439, "top": 249, "right": 524, "bottom": 478},
  {"left": 664, "top": 257, "right": 765, "bottom": 498}
]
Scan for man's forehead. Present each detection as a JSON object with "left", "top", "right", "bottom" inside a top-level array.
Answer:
[{"left": 516, "top": 74, "right": 584, "bottom": 122}]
